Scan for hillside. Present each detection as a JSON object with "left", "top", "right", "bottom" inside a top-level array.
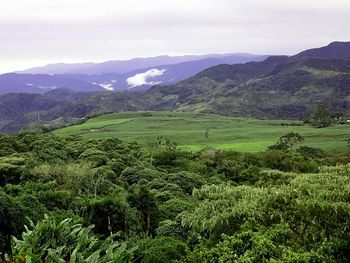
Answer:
[
  {"left": 143, "top": 42, "right": 350, "bottom": 118},
  {"left": 0, "top": 89, "right": 104, "bottom": 132},
  {"left": 292, "top": 41, "right": 350, "bottom": 60}
]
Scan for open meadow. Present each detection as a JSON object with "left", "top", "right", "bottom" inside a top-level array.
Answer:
[{"left": 53, "top": 111, "right": 350, "bottom": 154}]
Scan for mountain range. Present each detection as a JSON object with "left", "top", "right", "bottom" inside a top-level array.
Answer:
[
  {"left": 18, "top": 53, "right": 266, "bottom": 75},
  {"left": 0, "top": 41, "right": 350, "bottom": 132},
  {"left": 0, "top": 53, "right": 266, "bottom": 95},
  {"left": 142, "top": 42, "right": 350, "bottom": 118}
]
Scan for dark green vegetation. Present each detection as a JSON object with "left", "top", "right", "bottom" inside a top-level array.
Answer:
[
  {"left": 146, "top": 43, "right": 350, "bottom": 119},
  {"left": 1, "top": 41, "right": 350, "bottom": 262},
  {"left": 53, "top": 111, "right": 350, "bottom": 154},
  {"left": 0, "top": 130, "right": 350, "bottom": 262},
  {"left": 1, "top": 42, "right": 350, "bottom": 133}
]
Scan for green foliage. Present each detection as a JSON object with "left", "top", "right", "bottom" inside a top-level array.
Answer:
[
  {"left": 156, "top": 220, "right": 188, "bottom": 239},
  {"left": 137, "top": 237, "right": 188, "bottom": 263},
  {"left": 297, "top": 145, "right": 326, "bottom": 159},
  {"left": 164, "top": 171, "right": 205, "bottom": 195},
  {"left": 53, "top": 111, "right": 350, "bottom": 155},
  {"left": 155, "top": 136, "right": 178, "bottom": 151},
  {"left": 312, "top": 103, "right": 332, "bottom": 128},
  {"left": 183, "top": 224, "right": 330, "bottom": 262},
  {"left": 107, "top": 158, "right": 127, "bottom": 176},
  {"left": 85, "top": 196, "right": 136, "bottom": 237},
  {"left": 262, "top": 150, "right": 319, "bottom": 173},
  {"left": 78, "top": 148, "right": 109, "bottom": 167},
  {"left": 30, "top": 135, "right": 70, "bottom": 164},
  {"left": 37, "top": 190, "right": 72, "bottom": 210},
  {"left": 0, "top": 156, "right": 25, "bottom": 186},
  {"left": 127, "top": 184, "right": 158, "bottom": 237},
  {"left": 255, "top": 169, "right": 296, "bottom": 187},
  {"left": 268, "top": 132, "right": 304, "bottom": 152},
  {"left": 13, "top": 215, "right": 137, "bottom": 263},
  {"left": 120, "top": 166, "right": 163, "bottom": 185},
  {"left": 0, "top": 191, "right": 24, "bottom": 259},
  {"left": 14, "top": 195, "right": 47, "bottom": 223},
  {"left": 218, "top": 160, "right": 262, "bottom": 184},
  {"left": 99, "top": 138, "right": 123, "bottom": 152},
  {"left": 158, "top": 198, "right": 194, "bottom": 221},
  {"left": 0, "top": 129, "right": 348, "bottom": 261},
  {"left": 181, "top": 166, "right": 350, "bottom": 260}
]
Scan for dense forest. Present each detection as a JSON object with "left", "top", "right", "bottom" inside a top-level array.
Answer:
[{"left": 0, "top": 130, "right": 349, "bottom": 262}]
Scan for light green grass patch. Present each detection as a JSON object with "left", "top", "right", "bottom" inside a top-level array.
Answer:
[{"left": 53, "top": 111, "right": 350, "bottom": 154}]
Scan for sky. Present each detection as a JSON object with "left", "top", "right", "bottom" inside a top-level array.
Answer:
[{"left": 1, "top": 0, "right": 350, "bottom": 73}]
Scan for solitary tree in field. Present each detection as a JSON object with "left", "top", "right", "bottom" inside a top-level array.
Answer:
[
  {"left": 268, "top": 132, "right": 304, "bottom": 152},
  {"left": 312, "top": 103, "right": 331, "bottom": 128}
]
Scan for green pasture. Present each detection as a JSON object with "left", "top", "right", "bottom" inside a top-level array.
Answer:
[{"left": 53, "top": 111, "right": 350, "bottom": 154}]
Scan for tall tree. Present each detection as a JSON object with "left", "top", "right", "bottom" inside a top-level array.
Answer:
[
  {"left": 0, "top": 192, "right": 24, "bottom": 261},
  {"left": 312, "top": 103, "right": 331, "bottom": 128}
]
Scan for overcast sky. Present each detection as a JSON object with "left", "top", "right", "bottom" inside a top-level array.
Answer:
[{"left": 1, "top": 0, "right": 350, "bottom": 73}]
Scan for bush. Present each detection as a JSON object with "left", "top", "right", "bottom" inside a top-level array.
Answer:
[
  {"left": 120, "top": 166, "right": 163, "bottom": 185},
  {"left": 158, "top": 198, "right": 194, "bottom": 221},
  {"left": 78, "top": 148, "right": 108, "bottom": 167},
  {"left": 164, "top": 171, "right": 204, "bottom": 195},
  {"left": 86, "top": 196, "right": 136, "bottom": 237},
  {"left": 297, "top": 146, "right": 326, "bottom": 159},
  {"left": 37, "top": 190, "right": 71, "bottom": 210},
  {"left": 156, "top": 220, "right": 188, "bottom": 239},
  {"left": 140, "top": 237, "right": 188, "bottom": 263}
]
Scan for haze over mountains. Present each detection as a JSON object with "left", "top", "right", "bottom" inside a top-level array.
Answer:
[
  {"left": 0, "top": 53, "right": 266, "bottom": 95},
  {"left": 19, "top": 54, "right": 264, "bottom": 75},
  {"left": 1, "top": 41, "right": 350, "bottom": 132}
]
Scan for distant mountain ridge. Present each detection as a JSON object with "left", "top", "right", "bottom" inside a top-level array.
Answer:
[
  {"left": 17, "top": 62, "right": 95, "bottom": 75},
  {"left": 292, "top": 41, "right": 350, "bottom": 61},
  {"left": 18, "top": 53, "right": 265, "bottom": 75},
  {"left": 0, "top": 73, "right": 105, "bottom": 95},
  {"left": 69, "top": 54, "right": 268, "bottom": 91},
  {"left": 0, "top": 53, "right": 266, "bottom": 94}
]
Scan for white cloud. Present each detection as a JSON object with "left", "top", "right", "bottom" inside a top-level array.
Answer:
[
  {"left": 99, "top": 83, "right": 114, "bottom": 90},
  {"left": 38, "top": 86, "right": 56, "bottom": 90},
  {"left": 127, "top": 68, "right": 166, "bottom": 88}
]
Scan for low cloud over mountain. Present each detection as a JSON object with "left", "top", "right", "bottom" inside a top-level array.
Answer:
[{"left": 127, "top": 68, "right": 167, "bottom": 88}]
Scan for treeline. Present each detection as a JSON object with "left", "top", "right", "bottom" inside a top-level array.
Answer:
[{"left": 0, "top": 131, "right": 349, "bottom": 262}]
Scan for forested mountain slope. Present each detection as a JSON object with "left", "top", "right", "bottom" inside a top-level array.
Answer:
[{"left": 144, "top": 42, "right": 350, "bottom": 118}]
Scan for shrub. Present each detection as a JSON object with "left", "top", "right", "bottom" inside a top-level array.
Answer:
[{"left": 141, "top": 237, "right": 188, "bottom": 263}]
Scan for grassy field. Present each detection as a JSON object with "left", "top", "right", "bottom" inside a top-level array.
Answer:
[{"left": 53, "top": 111, "right": 350, "bottom": 154}]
